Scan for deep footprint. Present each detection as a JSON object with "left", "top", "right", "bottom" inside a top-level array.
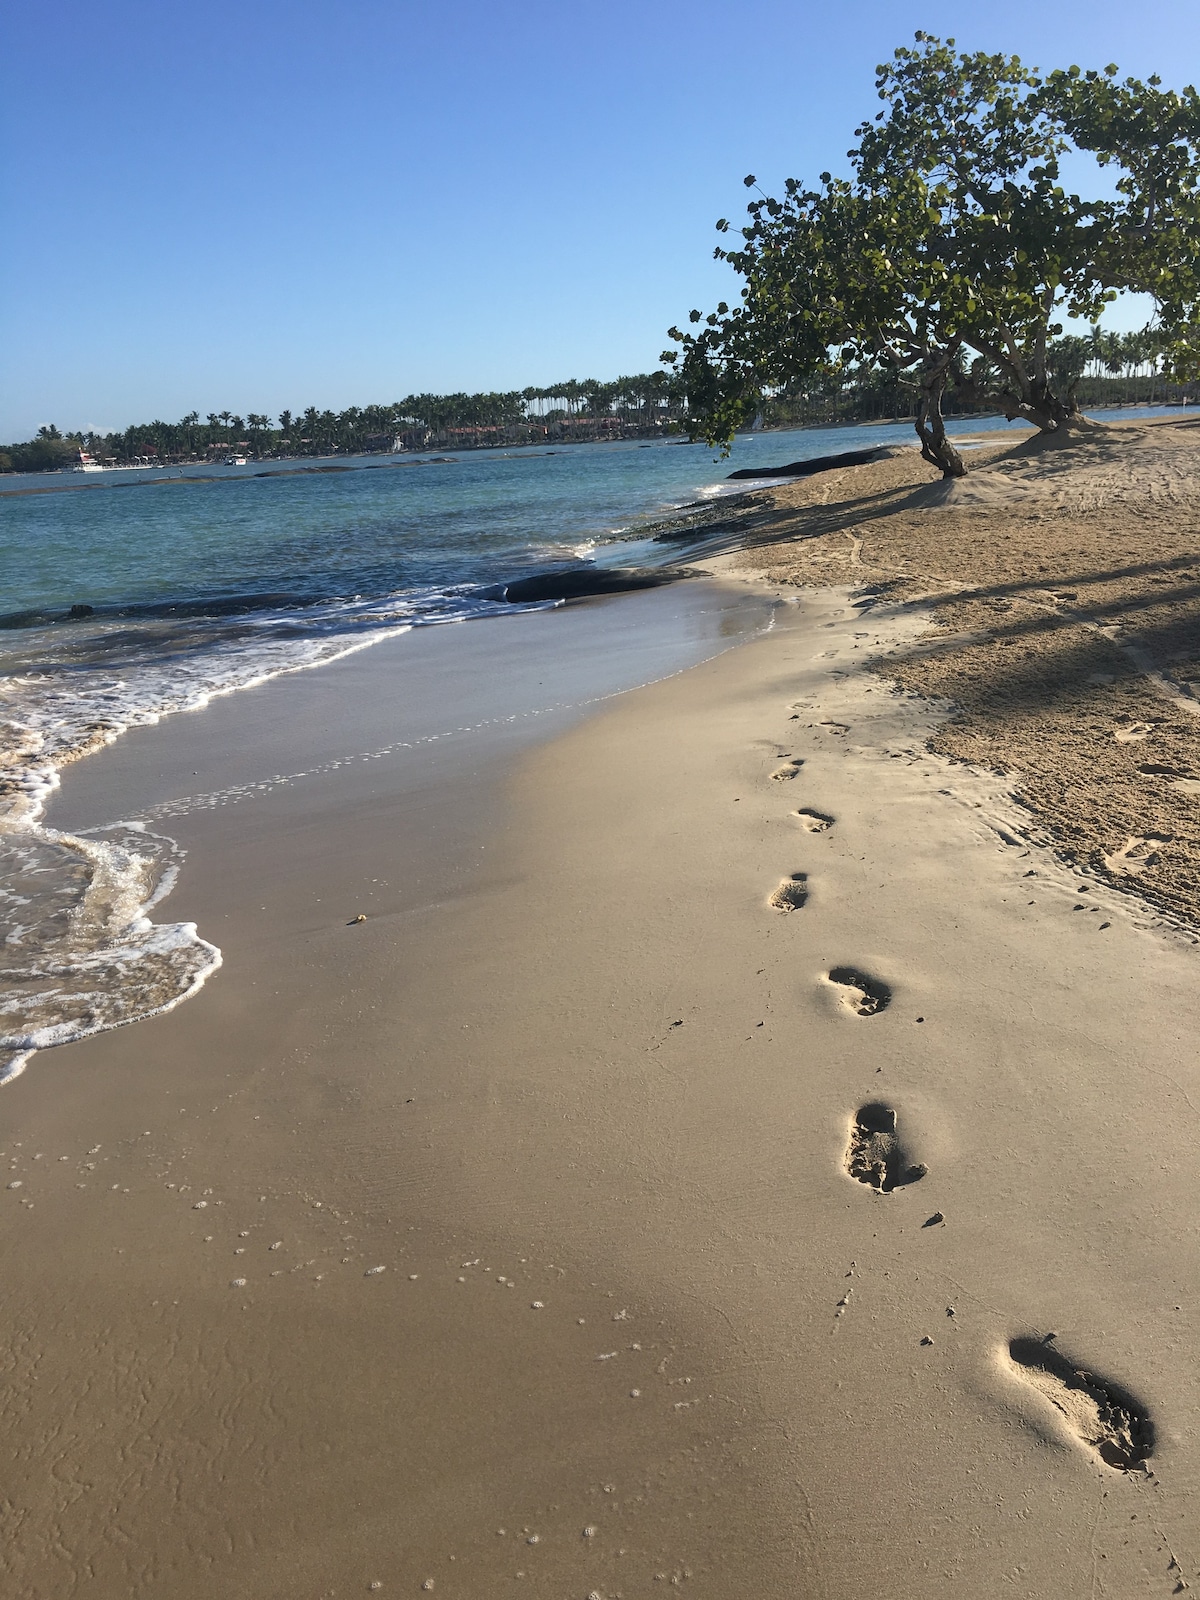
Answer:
[
  {"left": 770, "top": 759, "right": 804, "bottom": 781},
  {"left": 1007, "top": 1336, "right": 1154, "bottom": 1472},
  {"left": 795, "top": 808, "right": 835, "bottom": 832},
  {"left": 768, "top": 874, "right": 808, "bottom": 911},
  {"left": 828, "top": 967, "right": 891, "bottom": 1015},
  {"left": 845, "top": 1104, "right": 927, "bottom": 1192},
  {"left": 1103, "top": 832, "right": 1172, "bottom": 876}
]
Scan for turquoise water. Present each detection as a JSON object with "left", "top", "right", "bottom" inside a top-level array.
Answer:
[
  {"left": 3, "top": 415, "right": 1063, "bottom": 617},
  {"left": 4, "top": 408, "right": 1185, "bottom": 628},
  {"left": 0, "top": 407, "right": 1187, "bottom": 1082},
  {"left": 2, "top": 417, "right": 1049, "bottom": 786},
  {"left": 2, "top": 406, "right": 1184, "bottom": 636}
]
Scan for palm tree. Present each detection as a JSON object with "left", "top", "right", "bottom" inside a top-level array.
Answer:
[{"left": 245, "top": 414, "right": 270, "bottom": 455}]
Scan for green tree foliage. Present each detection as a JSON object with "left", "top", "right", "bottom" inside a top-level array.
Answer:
[
  {"left": 5, "top": 424, "right": 80, "bottom": 472},
  {"left": 1, "top": 376, "right": 690, "bottom": 470},
  {"left": 5, "top": 338, "right": 1191, "bottom": 474},
  {"left": 663, "top": 35, "right": 1200, "bottom": 475},
  {"left": 1049, "top": 65, "right": 1200, "bottom": 378}
]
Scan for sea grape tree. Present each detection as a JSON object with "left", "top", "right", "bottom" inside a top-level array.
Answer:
[
  {"left": 1049, "top": 64, "right": 1200, "bottom": 379},
  {"left": 664, "top": 35, "right": 1200, "bottom": 475}
]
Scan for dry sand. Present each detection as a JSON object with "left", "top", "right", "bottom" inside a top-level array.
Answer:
[
  {"left": 3, "top": 422, "right": 1200, "bottom": 1597},
  {"left": 725, "top": 415, "right": 1200, "bottom": 928}
]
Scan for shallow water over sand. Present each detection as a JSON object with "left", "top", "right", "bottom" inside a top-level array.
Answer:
[
  {"left": 9, "top": 582, "right": 778, "bottom": 1081},
  {"left": 0, "top": 408, "right": 1181, "bottom": 1081}
]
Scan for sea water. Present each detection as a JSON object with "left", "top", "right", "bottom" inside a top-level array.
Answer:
[{"left": 0, "top": 410, "right": 1182, "bottom": 1080}]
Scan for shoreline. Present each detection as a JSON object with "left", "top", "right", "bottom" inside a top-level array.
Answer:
[
  {"left": 11, "top": 404, "right": 1191, "bottom": 499},
  {"left": 2, "top": 420, "right": 1200, "bottom": 1592},
  {"left": 4, "top": 419, "right": 803, "bottom": 1088},
  {"left": 10, "top": 582, "right": 777, "bottom": 1085},
  {"left": 3, "top": 401, "right": 1191, "bottom": 498}
]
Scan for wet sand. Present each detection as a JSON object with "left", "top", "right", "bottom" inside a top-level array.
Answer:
[{"left": 4, "top": 522, "right": 1200, "bottom": 1593}]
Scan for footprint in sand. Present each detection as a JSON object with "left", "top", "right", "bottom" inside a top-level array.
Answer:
[
  {"left": 1007, "top": 1336, "right": 1154, "bottom": 1472},
  {"left": 1134, "top": 759, "right": 1200, "bottom": 794},
  {"left": 1113, "top": 720, "right": 1156, "bottom": 744},
  {"left": 820, "top": 720, "right": 850, "bottom": 737},
  {"left": 770, "top": 759, "right": 805, "bottom": 781},
  {"left": 1103, "top": 832, "right": 1172, "bottom": 876},
  {"left": 827, "top": 967, "right": 891, "bottom": 1016},
  {"left": 768, "top": 874, "right": 808, "bottom": 912},
  {"left": 845, "top": 1104, "right": 926, "bottom": 1192},
  {"left": 794, "top": 807, "right": 835, "bottom": 833}
]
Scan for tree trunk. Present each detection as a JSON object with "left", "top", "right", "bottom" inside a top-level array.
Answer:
[
  {"left": 915, "top": 364, "right": 965, "bottom": 478},
  {"left": 960, "top": 327, "right": 1091, "bottom": 432},
  {"left": 987, "top": 376, "right": 1091, "bottom": 430}
]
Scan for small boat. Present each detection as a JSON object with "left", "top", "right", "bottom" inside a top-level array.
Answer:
[
  {"left": 75, "top": 451, "right": 104, "bottom": 472},
  {"left": 223, "top": 455, "right": 250, "bottom": 466}
]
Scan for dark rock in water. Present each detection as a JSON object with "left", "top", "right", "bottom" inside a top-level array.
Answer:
[
  {"left": 727, "top": 446, "right": 887, "bottom": 480},
  {"left": 66, "top": 603, "right": 95, "bottom": 619},
  {"left": 502, "top": 567, "right": 685, "bottom": 604}
]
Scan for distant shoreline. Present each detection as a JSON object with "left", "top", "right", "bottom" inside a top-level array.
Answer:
[
  {"left": 6, "top": 399, "right": 1195, "bottom": 498},
  {"left": 6, "top": 401, "right": 1193, "bottom": 499},
  {"left": 0, "top": 436, "right": 693, "bottom": 497}
]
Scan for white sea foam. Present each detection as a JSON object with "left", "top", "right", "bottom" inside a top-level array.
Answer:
[
  {"left": 0, "top": 583, "right": 541, "bottom": 1083},
  {"left": 0, "top": 456, "right": 735, "bottom": 1083},
  {"left": 0, "top": 822, "right": 221, "bottom": 1082}
]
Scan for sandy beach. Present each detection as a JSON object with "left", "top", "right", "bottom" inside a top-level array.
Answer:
[{"left": 5, "top": 419, "right": 1200, "bottom": 1597}]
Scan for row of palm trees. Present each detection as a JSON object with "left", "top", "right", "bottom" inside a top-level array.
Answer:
[
  {"left": 1060, "top": 326, "right": 1192, "bottom": 404},
  {"left": 762, "top": 329, "right": 1195, "bottom": 428},
  {"left": 6, "top": 374, "right": 693, "bottom": 468},
  {"left": 4, "top": 336, "right": 1192, "bottom": 472}
]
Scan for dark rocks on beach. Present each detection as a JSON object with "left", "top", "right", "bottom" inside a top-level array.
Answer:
[
  {"left": 66, "top": 603, "right": 95, "bottom": 619},
  {"left": 726, "top": 446, "right": 887, "bottom": 480},
  {"left": 501, "top": 567, "right": 686, "bottom": 604}
]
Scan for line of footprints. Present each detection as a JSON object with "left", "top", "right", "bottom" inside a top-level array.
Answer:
[{"left": 762, "top": 724, "right": 1159, "bottom": 1487}]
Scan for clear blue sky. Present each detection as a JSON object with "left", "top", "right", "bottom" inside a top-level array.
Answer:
[{"left": 3, "top": 0, "right": 1198, "bottom": 439}]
